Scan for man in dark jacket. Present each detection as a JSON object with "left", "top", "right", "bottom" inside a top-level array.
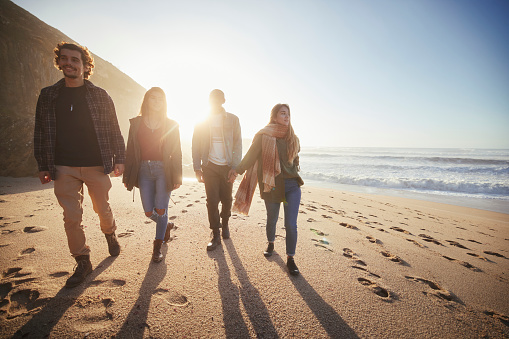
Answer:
[
  {"left": 34, "top": 42, "right": 125, "bottom": 288},
  {"left": 192, "top": 89, "right": 242, "bottom": 251}
]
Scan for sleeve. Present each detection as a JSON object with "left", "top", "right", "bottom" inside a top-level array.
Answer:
[
  {"left": 231, "top": 115, "right": 242, "bottom": 169},
  {"left": 33, "top": 90, "right": 48, "bottom": 171},
  {"left": 122, "top": 124, "right": 135, "bottom": 185},
  {"left": 171, "top": 123, "right": 183, "bottom": 185},
  {"left": 191, "top": 123, "right": 202, "bottom": 171},
  {"left": 107, "top": 94, "right": 125, "bottom": 164},
  {"left": 236, "top": 134, "right": 262, "bottom": 175}
]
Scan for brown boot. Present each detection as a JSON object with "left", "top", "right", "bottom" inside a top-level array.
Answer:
[
  {"left": 152, "top": 239, "right": 163, "bottom": 262},
  {"left": 163, "top": 222, "right": 174, "bottom": 243}
]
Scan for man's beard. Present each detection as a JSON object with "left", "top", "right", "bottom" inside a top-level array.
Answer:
[{"left": 62, "top": 66, "right": 79, "bottom": 79}]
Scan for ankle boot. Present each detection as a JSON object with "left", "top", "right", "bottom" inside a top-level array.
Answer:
[
  {"left": 65, "top": 255, "right": 92, "bottom": 288},
  {"left": 105, "top": 232, "right": 120, "bottom": 256},
  {"left": 207, "top": 229, "right": 221, "bottom": 251},
  {"left": 264, "top": 242, "right": 274, "bottom": 257},
  {"left": 164, "top": 222, "right": 174, "bottom": 243},
  {"left": 152, "top": 239, "right": 163, "bottom": 262},
  {"left": 221, "top": 219, "right": 230, "bottom": 239}
]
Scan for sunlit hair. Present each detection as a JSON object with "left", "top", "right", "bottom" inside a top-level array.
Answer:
[
  {"left": 139, "top": 87, "right": 167, "bottom": 119},
  {"left": 53, "top": 41, "right": 94, "bottom": 79},
  {"left": 270, "top": 103, "right": 300, "bottom": 163}
]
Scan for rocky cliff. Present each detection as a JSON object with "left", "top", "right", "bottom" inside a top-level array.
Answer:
[{"left": 0, "top": 0, "right": 146, "bottom": 177}]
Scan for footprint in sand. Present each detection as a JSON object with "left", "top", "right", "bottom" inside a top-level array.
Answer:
[
  {"left": 321, "top": 214, "right": 332, "bottom": 219},
  {"left": 406, "top": 238, "right": 425, "bottom": 248},
  {"left": 1, "top": 282, "right": 13, "bottom": 308},
  {"left": 466, "top": 253, "right": 491, "bottom": 262},
  {"left": 357, "top": 278, "right": 391, "bottom": 299},
  {"left": 339, "top": 222, "right": 359, "bottom": 230},
  {"left": 118, "top": 230, "right": 135, "bottom": 238},
  {"left": 351, "top": 266, "right": 381, "bottom": 278},
  {"left": 405, "top": 276, "right": 457, "bottom": 302},
  {"left": 418, "top": 234, "right": 442, "bottom": 245},
  {"left": 390, "top": 226, "right": 412, "bottom": 235},
  {"left": 71, "top": 296, "right": 114, "bottom": 332},
  {"left": 366, "top": 236, "right": 380, "bottom": 244},
  {"left": 467, "top": 239, "right": 482, "bottom": 244},
  {"left": 484, "top": 310, "right": 509, "bottom": 327},
  {"left": 310, "top": 228, "right": 328, "bottom": 236},
  {"left": 307, "top": 218, "right": 316, "bottom": 222},
  {"left": 342, "top": 248, "right": 367, "bottom": 266},
  {"left": 380, "top": 251, "right": 404, "bottom": 264},
  {"left": 153, "top": 288, "right": 189, "bottom": 307},
  {"left": 23, "top": 226, "right": 47, "bottom": 233},
  {"left": 169, "top": 215, "right": 177, "bottom": 220},
  {"left": 181, "top": 210, "right": 188, "bottom": 213},
  {"left": 3, "top": 267, "right": 23, "bottom": 278},
  {"left": 446, "top": 240, "right": 469, "bottom": 250},
  {"left": 19, "top": 248, "right": 35, "bottom": 255},
  {"left": 186, "top": 204, "right": 193, "bottom": 207},
  {"left": 6, "top": 289, "right": 50, "bottom": 319},
  {"left": 483, "top": 251, "right": 507, "bottom": 259},
  {"left": 442, "top": 256, "right": 482, "bottom": 272}
]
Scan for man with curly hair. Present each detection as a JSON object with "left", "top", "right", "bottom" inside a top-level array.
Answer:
[{"left": 34, "top": 42, "right": 125, "bottom": 288}]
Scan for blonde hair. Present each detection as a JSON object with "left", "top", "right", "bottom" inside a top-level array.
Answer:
[{"left": 270, "top": 104, "right": 300, "bottom": 163}]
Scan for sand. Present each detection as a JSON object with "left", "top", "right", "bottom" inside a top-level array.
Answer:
[{"left": 0, "top": 176, "right": 508, "bottom": 338}]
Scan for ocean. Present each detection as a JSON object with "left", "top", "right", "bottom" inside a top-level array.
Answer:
[{"left": 298, "top": 147, "right": 509, "bottom": 214}]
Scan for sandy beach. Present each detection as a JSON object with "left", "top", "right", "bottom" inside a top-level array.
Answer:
[{"left": 0, "top": 176, "right": 508, "bottom": 338}]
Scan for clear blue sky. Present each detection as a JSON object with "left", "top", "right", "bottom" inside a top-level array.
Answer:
[{"left": 12, "top": 0, "right": 509, "bottom": 148}]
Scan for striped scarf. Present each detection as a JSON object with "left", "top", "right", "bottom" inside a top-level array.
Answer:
[{"left": 233, "top": 123, "right": 288, "bottom": 215}]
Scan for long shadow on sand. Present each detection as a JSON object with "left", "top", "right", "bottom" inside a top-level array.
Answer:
[
  {"left": 12, "top": 256, "right": 118, "bottom": 338},
  {"left": 272, "top": 255, "right": 359, "bottom": 338},
  {"left": 115, "top": 245, "right": 168, "bottom": 338},
  {"left": 209, "top": 240, "right": 279, "bottom": 338}
]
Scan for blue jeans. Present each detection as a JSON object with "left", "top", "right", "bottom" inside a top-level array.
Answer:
[
  {"left": 265, "top": 178, "right": 301, "bottom": 256},
  {"left": 139, "top": 161, "right": 171, "bottom": 240}
]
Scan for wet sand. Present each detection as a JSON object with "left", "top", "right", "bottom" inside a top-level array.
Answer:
[{"left": 1, "top": 176, "right": 508, "bottom": 338}]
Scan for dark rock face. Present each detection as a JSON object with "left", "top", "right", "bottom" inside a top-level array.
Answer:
[{"left": 0, "top": 0, "right": 146, "bottom": 177}]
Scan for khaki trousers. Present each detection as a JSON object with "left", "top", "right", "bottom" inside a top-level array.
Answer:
[{"left": 54, "top": 166, "right": 116, "bottom": 257}]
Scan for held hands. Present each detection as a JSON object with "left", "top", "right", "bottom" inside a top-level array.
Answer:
[
  {"left": 38, "top": 171, "right": 52, "bottom": 184},
  {"left": 195, "top": 170, "right": 204, "bottom": 183},
  {"left": 114, "top": 164, "right": 125, "bottom": 177},
  {"left": 227, "top": 169, "right": 238, "bottom": 183}
]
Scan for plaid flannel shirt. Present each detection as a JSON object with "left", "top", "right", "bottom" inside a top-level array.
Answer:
[{"left": 34, "top": 78, "right": 125, "bottom": 179}]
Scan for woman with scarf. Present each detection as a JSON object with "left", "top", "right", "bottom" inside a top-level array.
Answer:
[
  {"left": 232, "top": 103, "right": 303, "bottom": 275},
  {"left": 123, "top": 87, "right": 182, "bottom": 262}
]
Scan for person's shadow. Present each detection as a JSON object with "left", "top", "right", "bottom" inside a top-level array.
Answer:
[
  {"left": 115, "top": 245, "right": 168, "bottom": 337},
  {"left": 12, "top": 256, "right": 118, "bottom": 338},
  {"left": 209, "top": 240, "right": 279, "bottom": 338},
  {"left": 271, "top": 255, "right": 359, "bottom": 338}
]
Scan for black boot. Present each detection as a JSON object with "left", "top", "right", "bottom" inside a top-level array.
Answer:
[
  {"left": 221, "top": 219, "right": 230, "bottom": 239},
  {"left": 164, "top": 222, "right": 174, "bottom": 243},
  {"left": 264, "top": 242, "right": 274, "bottom": 257},
  {"left": 207, "top": 229, "right": 221, "bottom": 251},
  {"left": 105, "top": 232, "right": 120, "bottom": 256},
  {"left": 152, "top": 239, "right": 163, "bottom": 262},
  {"left": 287, "top": 257, "right": 300, "bottom": 276},
  {"left": 65, "top": 255, "right": 92, "bottom": 288}
]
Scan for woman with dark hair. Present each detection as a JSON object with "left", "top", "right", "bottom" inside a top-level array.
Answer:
[
  {"left": 123, "top": 87, "right": 182, "bottom": 262},
  {"left": 233, "top": 104, "right": 303, "bottom": 275}
]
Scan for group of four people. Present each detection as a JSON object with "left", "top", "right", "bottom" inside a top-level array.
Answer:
[{"left": 34, "top": 42, "right": 303, "bottom": 289}]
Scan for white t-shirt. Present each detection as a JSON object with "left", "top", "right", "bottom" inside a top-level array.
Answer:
[{"left": 208, "top": 114, "right": 227, "bottom": 165}]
